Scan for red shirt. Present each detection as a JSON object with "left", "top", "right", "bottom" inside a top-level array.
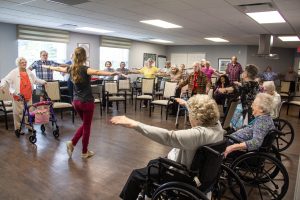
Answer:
[{"left": 14, "top": 71, "right": 32, "bottom": 101}]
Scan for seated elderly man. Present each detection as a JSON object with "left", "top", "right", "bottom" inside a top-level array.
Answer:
[
  {"left": 263, "top": 81, "right": 281, "bottom": 119},
  {"left": 110, "top": 95, "right": 225, "bottom": 200},
  {"left": 224, "top": 93, "right": 275, "bottom": 157}
]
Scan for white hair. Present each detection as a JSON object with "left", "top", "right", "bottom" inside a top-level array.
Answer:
[
  {"left": 263, "top": 81, "right": 276, "bottom": 94},
  {"left": 15, "top": 57, "right": 26, "bottom": 67},
  {"left": 187, "top": 94, "right": 220, "bottom": 126},
  {"left": 255, "top": 93, "right": 274, "bottom": 114}
]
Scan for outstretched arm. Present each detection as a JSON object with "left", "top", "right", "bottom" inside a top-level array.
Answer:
[
  {"left": 87, "top": 68, "right": 121, "bottom": 76},
  {"left": 42, "top": 65, "right": 68, "bottom": 73}
]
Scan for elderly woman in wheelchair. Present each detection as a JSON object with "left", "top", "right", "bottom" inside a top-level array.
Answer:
[
  {"left": 111, "top": 94, "right": 225, "bottom": 200},
  {"left": 223, "top": 93, "right": 289, "bottom": 200}
]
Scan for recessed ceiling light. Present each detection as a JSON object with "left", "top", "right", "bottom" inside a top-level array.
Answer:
[
  {"left": 246, "top": 11, "right": 285, "bottom": 24},
  {"left": 278, "top": 36, "right": 300, "bottom": 42},
  {"left": 140, "top": 20, "right": 182, "bottom": 29},
  {"left": 149, "top": 39, "right": 173, "bottom": 43},
  {"left": 204, "top": 37, "right": 229, "bottom": 42},
  {"left": 76, "top": 27, "right": 113, "bottom": 33}
]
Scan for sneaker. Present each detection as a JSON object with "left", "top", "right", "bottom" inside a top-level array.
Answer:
[
  {"left": 66, "top": 141, "right": 74, "bottom": 158},
  {"left": 81, "top": 150, "right": 95, "bottom": 159}
]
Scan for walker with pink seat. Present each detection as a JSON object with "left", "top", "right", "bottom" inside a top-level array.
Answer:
[{"left": 15, "top": 92, "right": 59, "bottom": 144}]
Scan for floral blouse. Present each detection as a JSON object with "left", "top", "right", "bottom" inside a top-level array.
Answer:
[
  {"left": 234, "top": 81, "right": 259, "bottom": 121},
  {"left": 230, "top": 115, "right": 275, "bottom": 151}
]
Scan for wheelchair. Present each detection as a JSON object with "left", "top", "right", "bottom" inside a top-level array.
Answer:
[
  {"left": 138, "top": 140, "right": 247, "bottom": 200},
  {"left": 224, "top": 129, "right": 289, "bottom": 200}
]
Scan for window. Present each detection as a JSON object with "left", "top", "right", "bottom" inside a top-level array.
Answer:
[
  {"left": 99, "top": 46, "right": 129, "bottom": 70},
  {"left": 18, "top": 40, "right": 67, "bottom": 80}
]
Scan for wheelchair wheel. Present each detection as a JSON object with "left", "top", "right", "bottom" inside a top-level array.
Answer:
[
  {"left": 212, "top": 164, "right": 247, "bottom": 200},
  {"left": 152, "top": 181, "right": 208, "bottom": 200},
  {"left": 273, "top": 118, "right": 294, "bottom": 152},
  {"left": 231, "top": 152, "right": 289, "bottom": 200},
  {"left": 29, "top": 135, "right": 37, "bottom": 144},
  {"left": 40, "top": 124, "right": 46, "bottom": 133},
  {"left": 53, "top": 130, "right": 59, "bottom": 138}
]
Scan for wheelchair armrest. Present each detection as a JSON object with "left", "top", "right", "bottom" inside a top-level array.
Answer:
[
  {"left": 224, "top": 135, "right": 241, "bottom": 144},
  {"left": 158, "top": 157, "right": 188, "bottom": 171}
]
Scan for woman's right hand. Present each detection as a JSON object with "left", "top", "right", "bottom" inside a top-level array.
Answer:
[{"left": 110, "top": 116, "right": 138, "bottom": 128}]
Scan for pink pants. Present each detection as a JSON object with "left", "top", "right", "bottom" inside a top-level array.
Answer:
[{"left": 71, "top": 100, "right": 95, "bottom": 153}]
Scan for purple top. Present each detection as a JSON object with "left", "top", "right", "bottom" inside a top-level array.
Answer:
[
  {"left": 201, "top": 66, "right": 215, "bottom": 82},
  {"left": 226, "top": 62, "right": 243, "bottom": 83}
]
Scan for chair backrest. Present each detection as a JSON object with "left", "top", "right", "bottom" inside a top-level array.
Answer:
[
  {"left": 44, "top": 81, "right": 61, "bottom": 101},
  {"left": 207, "top": 89, "right": 213, "bottom": 98},
  {"left": 222, "top": 99, "right": 239, "bottom": 129},
  {"left": 163, "top": 82, "right": 177, "bottom": 98},
  {"left": 141, "top": 78, "right": 155, "bottom": 94},
  {"left": 275, "top": 100, "right": 285, "bottom": 118},
  {"left": 259, "top": 129, "right": 279, "bottom": 152},
  {"left": 211, "top": 76, "right": 217, "bottom": 86},
  {"left": 280, "top": 81, "right": 291, "bottom": 94},
  {"left": 104, "top": 80, "right": 118, "bottom": 94},
  {"left": 118, "top": 79, "right": 131, "bottom": 90},
  {"left": 91, "top": 84, "right": 103, "bottom": 99},
  {"left": 190, "top": 140, "right": 227, "bottom": 193},
  {"left": 0, "top": 86, "right": 12, "bottom": 101}
]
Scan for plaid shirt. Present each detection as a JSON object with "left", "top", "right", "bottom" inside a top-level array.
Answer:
[
  {"left": 29, "top": 60, "right": 59, "bottom": 81},
  {"left": 226, "top": 62, "right": 243, "bottom": 83},
  {"left": 178, "top": 71, "right": 209, "bottom": 95}
]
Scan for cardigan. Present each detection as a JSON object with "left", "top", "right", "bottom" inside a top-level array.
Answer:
[{"left": 134, "top": 121, "right": 225, "bottom": 169}]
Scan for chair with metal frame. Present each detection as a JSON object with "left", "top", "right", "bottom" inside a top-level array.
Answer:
[
  {"left": 118, "top": 78, "right": 133, "bottom": 104},
  {"left": 135, "top": 78, "right": 155, "bottom": 111},
  {"left": 149, "top": 81, "right": 177, "bottom": 120},
  {"left": 0, "top": 86, "right": 13, "bottom": 129},
  {"left": 91, "top": 84, "right": 103, "bottom": 116},
  {"left": 103, "top": 80, "right": 126, "bottom": 114},
  {"left": 44, "top": 81, "right": 75, "bottom": 123}
]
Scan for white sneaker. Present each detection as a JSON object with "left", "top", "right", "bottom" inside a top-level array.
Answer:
[
  {"left": 66, "top": 141, "right": 74, "bottom": 158},
  {"left": 81, "top": 150, "right": 95, "bottom": 159}
]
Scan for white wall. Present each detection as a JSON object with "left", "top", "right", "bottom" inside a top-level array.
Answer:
[
  {"left": 166, "top": 45, "right": 247, "bottom": 70},
  {"left": 68, "top": 32, "right": 100, "bottom": 68},
  {"left": 129, "top": 41, "right": 166, "bottom": 68},
  {"left": 0, "top": 23, "right": 18, "bottom": 79}
]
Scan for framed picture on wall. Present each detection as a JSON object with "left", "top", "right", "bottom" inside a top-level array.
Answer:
[
  {"left": 157, "top": 55, "right": 167, "bottom": 68},
  {"left": 143, "top": 53, "right": 156, "bottom": 65},
  {"left": 77, "top": 43, "right": 90, "bottom": 58},
  {"left": 218, "top": 58, "right": 231, "bottom": 73}
]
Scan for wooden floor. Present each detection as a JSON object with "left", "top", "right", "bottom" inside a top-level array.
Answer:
[{"left": 0, "top": 103, "right": 299, "bottom": 200}]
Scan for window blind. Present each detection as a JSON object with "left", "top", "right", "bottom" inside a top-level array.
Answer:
[
  {"left": 100, "top": 36, "right": 131, "bottom": 49},
  {"left": 17, "top": 25, "right": 69, "bottom": 43}
]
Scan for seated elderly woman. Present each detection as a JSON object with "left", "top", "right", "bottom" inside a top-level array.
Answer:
[
  {"left": 224, "top": 93, "right": 275, "bottom": 157},
  {"left": 110, "top": 95, "right": 225, "bottom": 200},
  {"left": 262, "top": 81, "right": 281, "bottom": 119}
]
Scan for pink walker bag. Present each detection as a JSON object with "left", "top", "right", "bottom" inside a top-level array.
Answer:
[{"left": 34, "top": 108, "right": 50, "bottom": 124}]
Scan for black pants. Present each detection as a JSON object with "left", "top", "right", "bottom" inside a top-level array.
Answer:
[{"left": 120, "top": 159, "right": 160, "bottom": 200}]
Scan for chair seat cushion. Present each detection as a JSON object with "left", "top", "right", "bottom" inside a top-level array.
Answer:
[
  {"left": 137, "top": 95, "right": 153, "bottom": 100},
  {"left": 108, "top": 96, "right": 125, "bottom": 101},
  {"left": 151, "top": 100, "right": 172, "bottom": 106},
  {"left": 53, "top": 102, "right": 73, "bottom": 109},
  {"left": 4, "top": 101, "right": 12, "bottom": 106},
  {"left": 1, "top": 106, "right": 13, "bottom": 112},
  {"left": 280, "top": 93, "right": 289, "bottom": 97},
  {"left": 289, "top": 101, "right": 300, "bottom": 106},
  {"left": 94, "top": 98, "right": 101, "bottom": 103}
]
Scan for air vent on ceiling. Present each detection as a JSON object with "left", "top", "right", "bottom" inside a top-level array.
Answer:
[
  {"left": 58, "top": 24, "right": 78, "bottom": 28},
  {"left": 236, "top": 2, "right": 275, "bottom": 13},
  {"left": 46, "top": 0, "right": 89, "bottom": 6}
]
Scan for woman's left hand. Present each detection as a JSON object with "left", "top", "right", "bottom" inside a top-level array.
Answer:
[{"left": 110, "top": 115, "right": 138, "bottom": 128}]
